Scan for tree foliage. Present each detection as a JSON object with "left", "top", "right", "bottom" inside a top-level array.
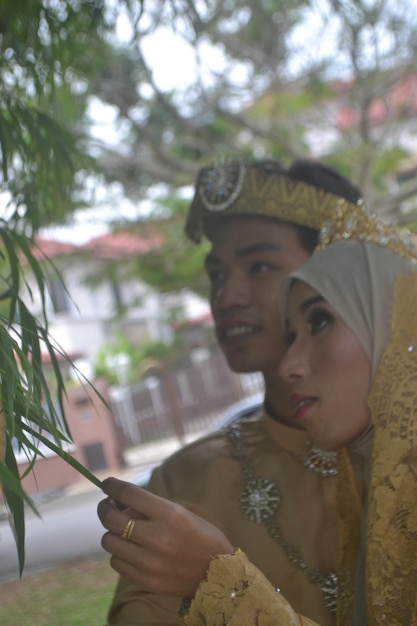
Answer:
[
  {"left": 0, "top": 0, "right": 113, "bottom": 574},
  {"left": 0, "top": 0, "right": 113, "bottom": 230},
  {"left": 80, "top": 0, "right": 417, "bottom": 292},
  {"left": 129, "top": 195, "right": 211, "bottom": 296},
  {"left": 87, "top": 1, "right": 417, "bottom": 213}
]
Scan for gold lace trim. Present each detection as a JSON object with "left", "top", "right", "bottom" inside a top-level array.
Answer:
[
  {"left": 336, "top": 448, "right": 361, "bottom": 625},
  {"left": 365, "top": 271, "right": 417, "bottom": 624},
  {"left": 334, "top": 271, "right": 417, "bottom": 625},
  {"left": 180, "top": 550, "right": 317, "bottom": 626}
]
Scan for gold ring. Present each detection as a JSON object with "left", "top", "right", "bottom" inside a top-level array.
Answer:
[{"left": 121, "top": 517, "right": 136, "bottom": 541}]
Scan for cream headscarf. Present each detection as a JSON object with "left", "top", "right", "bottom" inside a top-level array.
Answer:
[
  {"left": 281, "top": 239, "right": 416, "bottom": 378},
  {"left": 281, "top": 240, "right": 417, "bottom": 625}
]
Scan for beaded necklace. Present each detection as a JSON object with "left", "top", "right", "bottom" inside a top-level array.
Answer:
[{"left": 227, "top": 420, "right": 338, "bottom": 613}]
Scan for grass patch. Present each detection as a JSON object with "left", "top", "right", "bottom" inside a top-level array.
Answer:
[{"left": 0, "top": 556, "right": 118, "bottom": 626}]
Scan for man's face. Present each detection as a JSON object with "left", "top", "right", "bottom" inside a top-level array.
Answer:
[{"left": 205, "top": 216, "right": 310, "bottom": 375}]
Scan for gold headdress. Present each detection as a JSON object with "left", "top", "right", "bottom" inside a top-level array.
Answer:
[
  {"left": 185, "top": 159, "right": 417, "bottom": 262},
  {"left": 185, "top": 160, "right": 362, "bottom": 242},
  {"left": 316, "top": 199, "right": 417, "bottom": 262}
]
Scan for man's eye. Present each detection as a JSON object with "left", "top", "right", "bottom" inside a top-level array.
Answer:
[
  {"left": 309, "top": 309, "right": 333, "bottom": 334},
  {"left": 207, "top": 270, "right": 224, "bottom": 283},
  {"left": 251, "top": 262, "right": 272, "bottom": 273}
]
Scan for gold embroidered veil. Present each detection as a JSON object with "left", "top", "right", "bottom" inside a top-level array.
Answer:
[{"left": 281, "top": 240, "right": 417, "bottom": 625}]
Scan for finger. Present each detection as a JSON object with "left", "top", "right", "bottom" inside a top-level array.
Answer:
[
  {"left": 102, "top": 532, "right": 166, "bottom": 593},
  {"left": 97, "top": 497, "right": 122, "bottom": 531},
  {"left": 109, "top": 553, "right": 178, "bottom": 596},
  {"left": 109, "top": 555, "right": 151, "bottom": 591},
  {"left": 98, "top": 497, "right": 140, "bottom": 537},
  {"left": 102, "top": 477, "right": 169, "bottom": 519},
  {"left": 102, "top": 529, "right": 144, "bottom": 561},
  {"left": 110, "top": 553, "right": 199, "bottom": 597}
]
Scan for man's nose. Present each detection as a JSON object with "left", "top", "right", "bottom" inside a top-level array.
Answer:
[{"left": 214, "top": 275, "right": 250, "bottom": 311}]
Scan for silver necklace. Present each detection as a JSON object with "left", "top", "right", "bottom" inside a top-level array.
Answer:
[
  {"left": 303, "top": 440, "right": 338, "bottom": 477},
  {"left": 263, "top": 400, "right": 338, "bottom": 478},
  {"left": 228, "top": 422, "right": 338, "bottom": 613}
]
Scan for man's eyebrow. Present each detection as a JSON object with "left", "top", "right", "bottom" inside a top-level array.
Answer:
[
  {"left": 236, "top": 242, "right": 283, "bottom": 257},
  {"left": 205, "top": 242, "right": 282, "bottom": 267},
  {"left": 299, "top": 294, "right": 325, "bottom": 314}
]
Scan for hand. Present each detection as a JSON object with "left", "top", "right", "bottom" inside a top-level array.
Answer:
[{"left": 97, "top": 477, "right": 234, "bottom": 597}]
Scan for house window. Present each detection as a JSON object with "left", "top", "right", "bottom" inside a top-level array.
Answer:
[
  {"left": 74, "top": 395, "right": 92, "bottom": 422},
  {"left": 83, "top": 442, "right": 107, "bottom": 472},
  {"left": 12, "top": 401, "right": 70, "bottom": 463},
  {"left": 110, "top": 280, "right": 123, "bottom": 309},
  {"left": 49, "top": 278, "right": 69, "bottom": 313}
]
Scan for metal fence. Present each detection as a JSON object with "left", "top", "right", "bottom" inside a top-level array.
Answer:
[{"left": 109, "top": 351, "right": 263, "bottom": 448}]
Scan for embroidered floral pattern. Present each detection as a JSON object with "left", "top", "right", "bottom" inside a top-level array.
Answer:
[
  {"left": 366, "top": 272, "right": 417, "bottom": 624},
  {"left": 180, "top": 551, "right": 317, "bottom": 626}
]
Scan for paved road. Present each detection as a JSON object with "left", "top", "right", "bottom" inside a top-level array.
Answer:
[
  {"left": 0, "top": 458, "right": 161, "bottom": 584},
  {"left": 0, "top": 488, "right": 106, "bottom": 583},
  {"left": 0, "top": 433, "right": 201, "bottom": 583}
]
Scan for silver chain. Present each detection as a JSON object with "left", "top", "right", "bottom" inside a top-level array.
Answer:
[{"left": 227, "top": 421, "right": 338, "bottom": 613}]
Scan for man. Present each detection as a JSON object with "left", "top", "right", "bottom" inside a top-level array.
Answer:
[{"left": 101, "top": 159, "right": 363, "bottom": 625}]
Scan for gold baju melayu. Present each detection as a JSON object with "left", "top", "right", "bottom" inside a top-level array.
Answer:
[{"left": 108, "top": 411, "right": 339, "bottom": 624}]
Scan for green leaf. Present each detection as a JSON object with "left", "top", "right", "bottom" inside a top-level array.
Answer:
[
  {"left": 1, "top": 437, "right": 39, "bottom": 576},
  {"left": 21, "top": 423, "right": 102, "bottom": 490}
]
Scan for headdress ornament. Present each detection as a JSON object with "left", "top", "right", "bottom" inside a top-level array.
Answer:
[
  {"left": 316, "top": 199, "right": 417, "bottom": 262},
  {"left": 185, "top": 160, "right": 363, "bottom": 242}
]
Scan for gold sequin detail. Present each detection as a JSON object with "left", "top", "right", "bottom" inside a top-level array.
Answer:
[{"left": 317, "top": 201, "right": 417, "bottom": 262}]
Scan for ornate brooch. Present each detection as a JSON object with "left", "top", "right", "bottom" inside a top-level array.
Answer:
[
  {"left": 198, "top": 161, "right": 246, "bottom": 211},
  {"left": 240, "top": 477, "right": 281, "bottom": 524}
]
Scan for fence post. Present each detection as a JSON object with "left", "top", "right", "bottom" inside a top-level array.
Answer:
[{"left": 161, "top": 365, "right": 186, "bottom": 445}]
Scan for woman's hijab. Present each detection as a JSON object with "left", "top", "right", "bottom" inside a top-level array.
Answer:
[{"left": 281, "top": 239, "right": 416, "bottom": 378}]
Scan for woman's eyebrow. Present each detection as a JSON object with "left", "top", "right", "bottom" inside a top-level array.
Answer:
[{"left": 299, "top": 294, "right": 325, "bottom": 314}]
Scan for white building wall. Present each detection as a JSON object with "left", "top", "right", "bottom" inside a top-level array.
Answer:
[{"left": 23, "top": 253, "right": 209, "bottom": 367}]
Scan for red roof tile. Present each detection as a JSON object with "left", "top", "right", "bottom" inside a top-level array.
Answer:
[
  {"left": 32, "top": 238, "right": 79, "bottom": 260},
  {"left": 84, "top": 231, "right": 163, "bottom": 259},
  {"left": 336, "top": 73, "right": 417, "bottom": 130},
  {"left": 33, "top": 231, "right": 163, "bottom": 262}
]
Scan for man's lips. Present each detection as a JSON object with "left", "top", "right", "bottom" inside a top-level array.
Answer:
[
  {"left": 218, "top": 323, "right": 260, "bottom": 341},
  {"left": 289, "top": 393, "right": 317, "bottom": 423}
]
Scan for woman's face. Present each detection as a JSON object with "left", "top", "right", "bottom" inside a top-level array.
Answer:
[{"left": 279, "top": 280, "right": 372, "bottom": 451}]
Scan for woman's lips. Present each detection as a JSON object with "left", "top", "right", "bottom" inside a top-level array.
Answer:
[{"left": 289, "top": 393, "right": 317, "bottom": 423}]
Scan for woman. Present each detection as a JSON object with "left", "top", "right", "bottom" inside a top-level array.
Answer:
[
  {"left": 99, "top": 238, "right": 417, "bottom": 625},
  {"left": 277, "top": 239, "right": 417, "bottom": 624}
]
